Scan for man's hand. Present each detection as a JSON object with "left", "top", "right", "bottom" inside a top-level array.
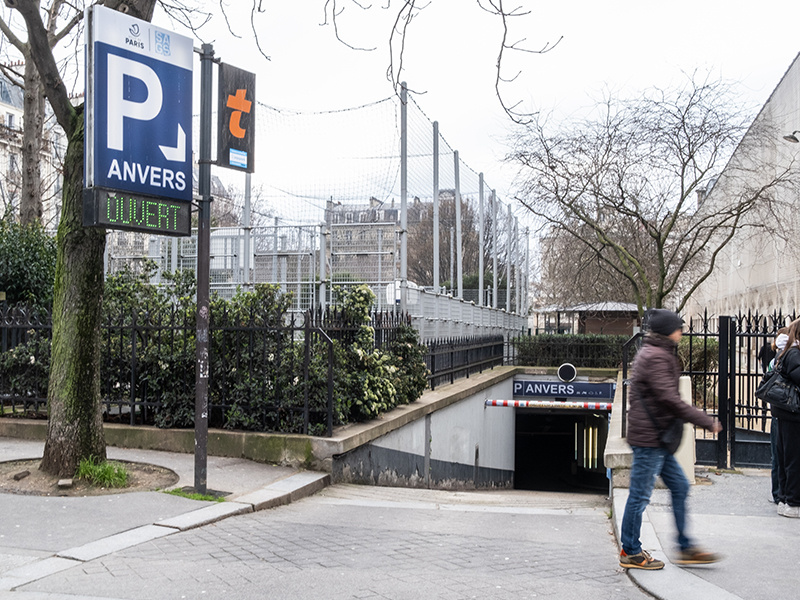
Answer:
[{"left": 710, "top": 419, "right": 722, "bottom": 434}]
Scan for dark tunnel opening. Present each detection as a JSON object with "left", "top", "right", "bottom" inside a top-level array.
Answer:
[{"left": 514, "top": 411, "right": 609, "bottom": 493}]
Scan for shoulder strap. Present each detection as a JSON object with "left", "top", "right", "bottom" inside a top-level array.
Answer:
[{"left": 637, "top": 392, "right": 667, "bottom": 431}]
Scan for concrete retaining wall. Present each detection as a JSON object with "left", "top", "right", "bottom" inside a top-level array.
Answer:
[
  {"left": 0, "top": 367, "right": 530, "bottom": 486},
  {"left": 332, "top": 377, "right": 516, "bottom": 489}
]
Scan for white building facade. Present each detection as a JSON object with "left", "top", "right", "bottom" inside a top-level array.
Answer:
[
  {"left": 0, "top": 70, "right": 66, "bottom": 226},
  {"left": 686, "top": 54, "right": 800, "bottom": 319}
]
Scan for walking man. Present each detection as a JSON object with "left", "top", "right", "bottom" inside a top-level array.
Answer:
[{"left": 619, "top": 309, "right": 722, "bottom": 570}]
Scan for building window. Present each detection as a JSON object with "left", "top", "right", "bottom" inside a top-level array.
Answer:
[{"left": 6, "top": 113, "right": 14, "bottom": 129}]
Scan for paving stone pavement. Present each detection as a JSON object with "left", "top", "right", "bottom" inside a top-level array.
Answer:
[{"left": 14, "top": 485, "right": 651, "bottom": 600}]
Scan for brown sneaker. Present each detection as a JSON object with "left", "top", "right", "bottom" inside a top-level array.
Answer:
[
  {"left": 675, "top": 547, "right": 721, "bottom": 565},
  {"left": 619, "top": 549, "right": 665, "bottom": 570}
]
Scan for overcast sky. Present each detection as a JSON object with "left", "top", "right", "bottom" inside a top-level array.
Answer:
[{"left": 184, "top": 1, "right": 800, "bottom": 204}]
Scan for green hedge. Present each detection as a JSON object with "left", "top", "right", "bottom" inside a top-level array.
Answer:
[
  {"left": 1, "top": 270, "right": 430, "bottom": 433},
  {"left": 512, "top": 334, "right": 629, "bottom": 369},
  {"left": 0, "top": 219, "right": 56, "bottom": 309}
]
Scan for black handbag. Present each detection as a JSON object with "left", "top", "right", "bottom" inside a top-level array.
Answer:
[
  {"left": 755, "top": 362, "right": 800, "bottom": 414},
  {"left": 639, "top": 394, "right": 683, "bottom": 454}
]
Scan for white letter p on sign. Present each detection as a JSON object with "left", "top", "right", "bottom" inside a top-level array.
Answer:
[{"left": 106, "top": 54, "right": 163, "bottom": 151}]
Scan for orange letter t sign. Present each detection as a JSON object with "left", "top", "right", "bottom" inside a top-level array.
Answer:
[{"left": 227, "top": 89, "right": 251, "bottom": 139}]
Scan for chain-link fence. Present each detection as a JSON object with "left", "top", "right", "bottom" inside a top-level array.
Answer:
[{"left": 106, "top": 89, "right": 530, "bottom": 336}]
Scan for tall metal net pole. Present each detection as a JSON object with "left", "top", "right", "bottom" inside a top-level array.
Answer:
[
  {"left": 506, "top": 204, "right": 512, "bottom": 312},
  {"left": 433, "top": 121, "right": 440, "bottom": 294},
  {"left": 492, "top": 190, "right": 498, "bottom": 309},
  {"left": 478, "top": 173, "right": 484, "bottom": 306},
  {"left": 450, "top": 227, "right": 455, "bottom": 292},
  {"left": 525, "top": 228, "right": 530, "bottom": 320},
  {"left": 454, "top": 151, "right": 463, "bottom": 299},
  {"left": 515, "top": 217, "right": 520, "bottom": 315},
  {"left": 272, "top": 217, "right": 278, "bottom": 281},
  {"left": 400, "top": 82, "right": 408, "bottom": 312},
  {"left": 318, "top": 222, "right": 327, "bottom": 310},
  {"left": 243, "top": 172, "right": 251, "bottom": 289}
]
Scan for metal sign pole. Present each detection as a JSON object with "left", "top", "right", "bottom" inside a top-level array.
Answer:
[{"left": 194, "top": 42, "right": 215, "bottom": 495}]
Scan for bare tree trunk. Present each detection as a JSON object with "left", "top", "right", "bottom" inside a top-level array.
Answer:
[
  {"left": 19, "top": 55, "right": 43, "bottom": 225},
  {"left": 40, "top": 108, "right": 107, "bottom": 477}
]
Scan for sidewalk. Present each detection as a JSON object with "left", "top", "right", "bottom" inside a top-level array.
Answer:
[
  {"left": 611, "top": 466, "right": 798, "bottom": 600},
  {"left": 0, "top": 435, "right": 645, "bottom": 600},
  {"left": 1, "top": 436, "right": 794, "bottom": 600},
  {"left": 0, "top": 437, "right": 329, "bottom": 595}
]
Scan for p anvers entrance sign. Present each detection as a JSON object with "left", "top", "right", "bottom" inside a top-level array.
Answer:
[{"left": 83, "top": 4, "right": 193, "bottom": 236}]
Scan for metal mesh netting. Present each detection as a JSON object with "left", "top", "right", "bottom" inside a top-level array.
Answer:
[{"left": 106, "top": 91, "right": 528, "bottom": 319}]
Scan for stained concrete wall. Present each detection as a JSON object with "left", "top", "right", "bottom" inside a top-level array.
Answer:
[{"left": 332, "top": 378, "right": 516, "bottom": 489}]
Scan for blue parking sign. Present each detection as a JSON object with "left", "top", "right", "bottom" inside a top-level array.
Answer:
[{"left": 86, "top": 6, "right": 193, "bottom": 202}]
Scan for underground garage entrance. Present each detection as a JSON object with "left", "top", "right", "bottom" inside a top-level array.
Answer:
[
  {"left": 514, "top": 410, "right": 610, "bottom": 492},
  {"left": 491, "top": 368, "right": 615, "bottom": 493}
]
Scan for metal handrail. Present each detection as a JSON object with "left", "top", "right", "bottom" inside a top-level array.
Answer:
[{"left": 620, "top": 331, "right": 645, "bottom": 438}]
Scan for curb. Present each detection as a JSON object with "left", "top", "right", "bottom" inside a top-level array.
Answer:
[
  {"left": 612, "top": 488, "right": 743, "bottom": 600},
  {"left": 0, "top": 471, "right": 330, "bottom": 593}
]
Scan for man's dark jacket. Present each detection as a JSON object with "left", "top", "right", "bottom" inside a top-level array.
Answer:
[{"left": 627, "top": 333, "right": 716, "bottom": 448}]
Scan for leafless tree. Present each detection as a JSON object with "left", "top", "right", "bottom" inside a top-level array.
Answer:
[
  {"left": 407, "top": 193, "right": 478, "bottom": 288},
  {"left": 0, "top": 2, "right": 79, "bottom": 224},
  {"left": 535, "top": 220, "right": 636, "bottom": 308},
  {"left": 510, "top": 74, "right": 797, "bottom": 314}
]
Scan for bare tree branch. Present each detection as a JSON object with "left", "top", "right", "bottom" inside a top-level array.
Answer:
[
  {"left": 322, "top": 0, "right": 377, "bottom": 51},
  {"left": 4, "top": 0, "right": 74, "bottom": 134},
  {"left": 481, "top": 0, "right": 561, "bottom": 124},
  {"left": 512, "top": 73, "right": 792, "bottom": 313}
]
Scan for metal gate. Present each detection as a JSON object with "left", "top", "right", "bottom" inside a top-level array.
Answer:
[{"left": 623, "top": 311, "right": 797, "bottom": 470}]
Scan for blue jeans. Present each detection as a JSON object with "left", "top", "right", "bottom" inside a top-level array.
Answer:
[{"left": 620, "top": 446, "right": 691, "bottom": 555}]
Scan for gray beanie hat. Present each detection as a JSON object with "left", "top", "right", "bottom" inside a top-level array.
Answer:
[{"left": 648, "top": 309, "right": 684, "bottom": 336}]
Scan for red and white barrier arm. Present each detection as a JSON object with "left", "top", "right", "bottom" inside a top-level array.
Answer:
[{"left": 485, "top": 399, "right": 613, "bottom": 411}]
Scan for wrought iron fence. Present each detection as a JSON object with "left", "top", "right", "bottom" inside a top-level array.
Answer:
[
  {"left": 2, "top": 304, "right": 505, "bottom": 434},
  {"left": 620, "top": 309, "right": 797, "bottom": 468},
  {"left": 425, "top": 335, "right": 505, "bottom": 390},
  {"left": 1, "top": 306, "right": 411, "bottom": 436}
]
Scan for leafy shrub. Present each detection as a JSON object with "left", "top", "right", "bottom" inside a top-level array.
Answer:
[
  {"left": 333, "top": 285, "right": 397, "bottom": 421},
  {"left": 2, "top": 273, "right": 429, "bottom": 433},
  {"left": 102, "top": 263, "right": 197, "bottom": 428},
  {"left": 0, "top": 219, "right": 56, "bottom": 309},
  {"left": 0, "top": 329, "right": 51, "bottom": 402},
  {"left": 313, "top": 285, "right": 429, "bottom": 423},
  {"left": 211, "top": 284, "right": 295, "bottom": 432},
  {"left": 512, "top": 334, "right": 629, "bottom": 368},
  {"left": 386, "top": 325, "right": 429, "bottom": 406}
]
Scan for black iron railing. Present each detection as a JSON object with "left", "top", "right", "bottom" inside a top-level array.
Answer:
[
  {"left": 620, "top": 309, "right": 797, "bottom": 469},
  {"left": 424, "top": 335, "right": 505, "bottom": 390},
  {"left": 2, "top": 304, "right": 506, "bottom": 434}
]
